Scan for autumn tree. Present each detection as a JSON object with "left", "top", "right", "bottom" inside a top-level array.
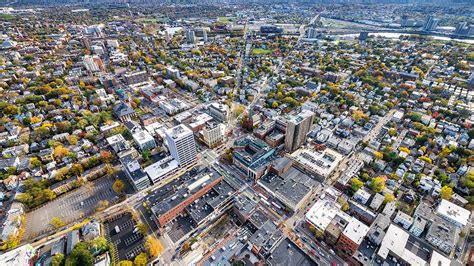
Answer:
[
  {"left": 53, "top": 145, "right": 70, "bottom": 160},
  {"left": 50, "top": 217, "right": 65, "bottom": 229},
  {"left": 440, "top": 186, "right": 453, "bottom": 200},
  {"left": 112, "top": 179, "right": 125, "bottom": 194},
  {"left": 133, "top": 253, "right": 148, "bottom": 266},
  {"left": 370, "top": 176, "right": 386, "bottom": 193},
  {"left": 145, "top": 236, "right": 164, "bottom": 257}
]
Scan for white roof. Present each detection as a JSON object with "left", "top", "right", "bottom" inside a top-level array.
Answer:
[
  {"left": 144, "top": 156, "right": 178, "bottom": 182},
  {"left": 378, "top": 224, "right": 426, "bottom": 266},
  {"left": 165, "top": 124, "right": 193, "bottom": 140},
  {"left": 305, "top": 199, "right": 340, "bottom": 231},
  {"left": 436, "top": 199, "right": 470, "bottom": 226},
  {"left": 342, "top": 218, "right": 369, "bottom": 245},
  {"left": 106, "top": 134, "right": 125, "bottom": 145},
  {"left": 430, "top": 251, "right": 451, "bottom": 266},
  {"left": 0, "top": 245, "right": 36, "bottom": 265},
  {"left": 132, "top": 130, "right": 154, "bottom": 145}
]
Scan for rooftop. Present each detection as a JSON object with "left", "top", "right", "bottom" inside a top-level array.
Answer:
[
  {"left": 166, "top": 124, "right": 193, "bottom": 140},
  {"left": 342, "top": 217, "right": 369, "bottom": 245},
  {"left": 436, "top": 199, "right": 470, "bottom": 227}
]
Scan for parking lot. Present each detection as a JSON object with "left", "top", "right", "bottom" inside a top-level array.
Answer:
[
  {"left": 25, "top": 176, "right": 119, "bottom": 239},
  {"left": 104, "top": 213, "right": 145, "bottom": 262}
]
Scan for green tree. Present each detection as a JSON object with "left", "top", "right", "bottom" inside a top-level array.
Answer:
[
  {"left": 52, "top": 253, "right": 65, "bottom": 266},
  {"left": 350, "top": 178, "right": 364, "bottom": 192},
  {"left": 65, "top": 242, "right": 94, "bottom": 266}
]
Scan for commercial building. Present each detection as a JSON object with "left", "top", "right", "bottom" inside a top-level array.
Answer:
[
  {"left": 124, "top": 71, "right": 147, "bottom": 85},
  {"left": 106, "top": 134, "right": 130, "bottom": 154},
  {"left": 233, "top": 136, "right": 275, "bottom": 179},
  {"left": 377, "top": 224, "right": 433, "bottom": 265},
  {"left": 132, "top": 130, "right": 156, "bottom": 151},
  {"left": 123, "top": 159, "right": 150, "bottom": 191},
  {"left": 144, "top": 156, "right": 179, "bottom": 184},
  {"left": 337, "top": 218, "right": 369, "bottom": 256},
  {"left": 258, "top": 158, "right": 318, "bottom": 211},
  {"left": 201, "top": 122, "right": 225, "bottom": 148},
  {"left": 145, "top": 169, "right": 223, "bottom": 228},
  {"left": 165, "top": 124, "right": 197, "bottom": 166},
  {"left": 208, "top": 102, "right": 230, "bottom": 122},
  {"left": 426, "top": 215, "right": 459, "bottom": 254},
  {"left": 423, "top": 16, "right": 439, "bottom": 32},
  {"left": 436, "top": 199, "right": 470, "bottom": 228},
  {"left": 284, "top": 110, "right": 314, "bottom": 152},
  {"left": 83, "top": 55, "right": 104, "bottom": 72},
  {"left": 290, "top": 148, "right": 343, "bottom": 181}
]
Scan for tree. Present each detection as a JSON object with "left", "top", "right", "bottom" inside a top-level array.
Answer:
[
  {"left": 96, "top": 200, "right": 109, "bottom": 211},
  {"left": 69, "top": 164, "right": 84, "bottom": 177},
  {"left": 133, "top": 253, "right": 148, "bottom": 266},
  {"left": 350, "top": 178, "right": 364, "bottom": 192},
  {"left": 374, "top": 151, "right": 384, "bottom": 160},
  {"left": 145, "top": 236, "right": 164, "bottom": 257},
  {"left": 67, "top": 135, "right": 79, "bottom": 145},
  {"left": 136, "top": 223, "right": 148, "bottom": 235},
  {"left": 51, "top": 253, "right": 65, "bottom": 266},
  {"left": 29, "top": 157, "right": 42, "bottom": 168},
  {"left": 50, "top": 217, "right": 65, "bottom": 229},
  {"left": 440, "top": 186, "right": 453, "bottom": 200},
  {"left": 99, "top": 151, "right": 113, "bottom": 163},
  {"left": 117, "top": 261, "right": 133, "bottom": 266},
  {"left": 112, "top": 179, "right": 125, "bottom": 194},
  {"left": 370, "top": 176, "right": 386, "bottom": 193},
  {"left": 65, "top": 242, "right": 94, "bottom": 266},
  {"left": 352, "top": 110, "right": 368, "bottom": 122},
  {"left": 54, "top": 145, "right": 70, "bottom": 160},
  {"left": 383, "top": 193, "right": 395, "bottom": 204}
]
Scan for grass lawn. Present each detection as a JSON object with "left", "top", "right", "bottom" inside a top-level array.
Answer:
[
  {"left": 0, "top": 14, "right": 15, "bottom": 21},
  {"left": 251, "top": 48, "right": 273, "bottom": 56},
  {"left": 217, "top": 16, "right": 235, "bottom": 24}
]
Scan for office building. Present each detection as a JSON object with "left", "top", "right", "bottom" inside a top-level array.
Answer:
[
  {"left": 186, "top": 29, "right": 195, "bottom": 43},
  {"left": 233, "top": 136, "right": 275, "bottom": 179},
  {"left": 83, "top": 55, "right": 104, "bottom": 72},
  {"left": 201, "top": 122, "right": 225, "bottom": 148},
  {"left": 132, "top": 130, "right": 156, "bottom": 151},
  {"left": 337, "top": 218, "right": 369, "bottom": 256},
  {"left": 285, "top": 110, "right": 314, "bottom": 152},
  {"left": 423, "top": 16, "right": 439, "bottom": 32},
  {"left": 123, "top": 159, "right": 150, "bottom": 191},
  {"left": 165, "top": 124, "right": 197, "bottom": 166},
  {"left": 208, "top": 102, "right": 230, "bottom": 122}
]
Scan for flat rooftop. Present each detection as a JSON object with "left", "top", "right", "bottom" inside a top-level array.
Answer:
[
  {"left": 146, "top": 168, "right": 222, "bottom": 219},
  {"left": 267, "top": 238, "right": 316, "bottom": 266},
  {"left": 258, "top": 167, "right": 318, "bottom": 209}
]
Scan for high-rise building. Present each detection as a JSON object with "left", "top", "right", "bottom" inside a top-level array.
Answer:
[
  {"left": 165, "top": 124, "right": 197, "bottom": 166},
  {"left": 83, "top": 55, "right": 104, "bottom": 73},
  {"left": 186, "top": 29, "right": 196, "bottom": 44},
  {"left": 454, "top": 22, "right": 468, "bottom": 35},
  {"left": 423, "top": 16, "right": 438, "bottom": 32},
  {"left": 284, "top": 110, "right": 315, "bottom": 152},
  {"left": 202, "top": 28, "right": 208, "bottom": 42}
]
